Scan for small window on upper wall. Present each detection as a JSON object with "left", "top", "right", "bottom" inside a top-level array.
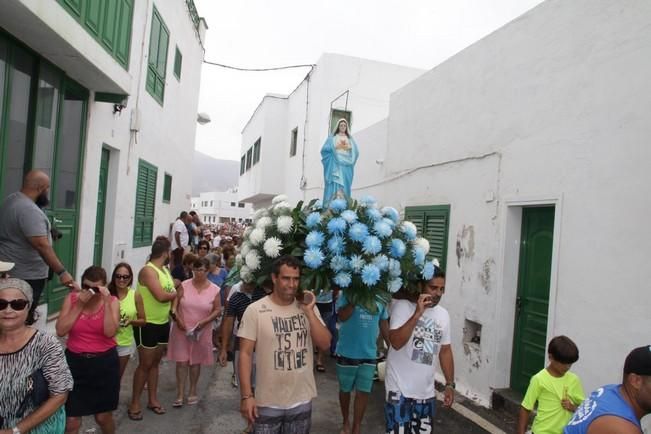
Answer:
[
  {"left": 174, "top": 46, "right": 182, "bottom": 80},
  {"left": 240, "top": 155, "right": 246, "bottom": 175},
  {"left": 238, "top": 203, "right": 245, "bottom": 208},
  {"left": 246, "top": 147, "right": 253, "bottom": 171},
  {"left": 252, "top": 138, "right": 261, "bottom": 165},
  {"left": 230, "top": 202, "right": 236, "bottom": 207},
  {"left": 289, "top": 127, "right": 298, "bottom": 157},
  {"left": 162, "top": 173, "right": 172, "bottom": 203}
]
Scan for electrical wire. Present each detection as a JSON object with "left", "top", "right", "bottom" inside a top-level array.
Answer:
[{"left": 202, "top": 60, "right": 315, "bottom": 72}]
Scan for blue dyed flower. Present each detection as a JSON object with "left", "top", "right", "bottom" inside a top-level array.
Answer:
[
  {"left": 361, "top": 264, "right": 381, "bottom": 286},
  {"left": 362, "top": 236, "right": 382, "bottom": 255},
  {"left": 306, "top": 230, "right": 325, "bottom": 248},
  {"left": 306, "top": 212, "right": 322, "bottom": 229},
  {"left": 327, "top": 217, "right": 347, "bottom": 235},
  {"left": 401, "top": 221, "right": 418, "bottom": 241},
  {"left": 304, "top": 248, "right": 325, "bottom": 269},
  {"left": 329, "top": 198, "right": 347, "bottom": 213},
  {"left": 349, "top": 223, "right": 369, "bottom": 243},
  {"left": 421, "top": 261, "right": 435, "bottom": 280},
  {"left": 381, "top": 206, "right": 400, "bottom": 223},
  {"left": 373, "top": 221, "right": 393, "bottom": 239},
  {"left": 388, "top": 259, "right": 402, "bottom": 277},
  {"left": 341, "top": 210, "right": 358, "bottom": 224},
  {"left": 349, "top": 255, "right": 365, "bottom": 273},
  {"left": 330, "top": 255, "right": 349, "bottom": 272},
  {"left": 334, "top": 272, "right": 352, "bottom": 288},
  {"left": 382, "top": 217, "right": 396, "bottom": 229},
  {"left": 388, "top": 277, "right": 403, "bottom": 293},
  {"left": 390, "top": 239, "right": 407, "bottom": 258},
  {"left": 327, "top": 236, "right": 345, "bottom": 255},
  {"left": 413, "top": 246, "right": 426, "bottom": 266},
  {"left": 359, "top": 195, "right": 377, "bottom": 208},
  {"left": 366, "top": 208, "right": 382, "bottom": 222},
  {"left": 372, "top": 254, "right": 389, "bottom": 271}
]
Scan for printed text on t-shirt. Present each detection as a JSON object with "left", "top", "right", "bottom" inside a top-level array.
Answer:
[{"left": 271, "top": 314, "right": 309, "bottom": 371}]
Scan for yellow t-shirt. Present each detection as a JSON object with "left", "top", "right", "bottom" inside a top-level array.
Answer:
[
  {"left": 137, "top": 262, "right": 175, "bottom": 325},
  {"left": 237, "top": 296, "right": 324, "bottom": 408},
  {"left": 521, "top": 368, "right": 585, "bottom": 434}
]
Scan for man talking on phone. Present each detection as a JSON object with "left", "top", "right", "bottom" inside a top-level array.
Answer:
[{"left": 385, "top": 267, "right": 454, "bottom": 434}]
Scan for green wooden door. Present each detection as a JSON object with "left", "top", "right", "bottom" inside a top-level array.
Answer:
[
  {"left": 44, "top": 80, "right": 87, "bottom": 315},
  {"left": 94, "top": 148, "right": 110, "bottom": 265},
  {"left": 510, "top": 206, "right": 555, "bottom": 394}
]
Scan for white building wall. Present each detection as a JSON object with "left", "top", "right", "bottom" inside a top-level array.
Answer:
[
  {"left": 191, "top": 191, "right": 253, "bottom": 223},
  {"left": 74, "top": 0, "right": 205, "bottom": 273},
  {"left": 238, "top": 53, "right": 424, "bottom": 207},
  {"left": 351, "top": 0, "right": 651, "bottom": 409}
]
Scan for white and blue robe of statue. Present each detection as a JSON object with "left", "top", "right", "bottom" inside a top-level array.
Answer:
[{"left": 320, "top": 133, "right": 359, "bottom": 207}]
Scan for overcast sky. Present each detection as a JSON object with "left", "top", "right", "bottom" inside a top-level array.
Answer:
[{"left": 193, "top": 0, "right": 544, "bottom": 162}]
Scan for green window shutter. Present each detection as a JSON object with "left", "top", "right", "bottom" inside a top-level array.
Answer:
[
  {"left": 253, "top": 138, "right": 261, "bottom": 164},
  {"left": 246, "top": 147, "right": 253, "bottom": 171},
  {"left": 146, "top": 7, "right": 169, "bottom": 105},
  {"left": 163, "top": 173, "right": 172, "bottom": 203},
  {"left": 404, "top": 205, "right": 451, "bottom": 270},
  {"left": 57, "top": 0, "right": 132, "bottom": 69},
  {"left": 240, "top": 156, "right": 245, "bottom": 175},
  {"left": 174, "top": 47, "right": 182, "bottom": 80},
  {"left": 133, "top": 160, "right": 158, "bottom": 247}
]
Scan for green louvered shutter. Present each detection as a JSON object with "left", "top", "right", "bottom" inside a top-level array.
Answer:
[
  {"left": 404, "top": 205, "right": 450, "bottom": 270},
  {"left": 133, "top": 160, "right": 157, "bottom": 247}
]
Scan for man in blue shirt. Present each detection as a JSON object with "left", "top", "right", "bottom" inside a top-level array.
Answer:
[
  {"left": 564, "top": 345, "right": 651, "bottom": 434},
  {"left": 336, "top": 291, "right": 389, "bottom": 434}
]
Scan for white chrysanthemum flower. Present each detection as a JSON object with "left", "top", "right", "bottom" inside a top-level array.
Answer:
[
  {"left": 256, "top": 216, "right": 273, "bottom": 230},
  {"left": 432, "top": 258, "right": 440, "bottom": 268},
  {"left": 253, "top": 208, "right": 268, "bottom": 221},
  {"left": 276, "top": 215, "right": 294, "bottom": 234},
  {"left": 245, "top": 250, "right": 261, "bottom": 271},
  {"left": 249, "top": 228, "right": 265, "bottom": 246},
  {"left": 243, "top": 226, "right": 253, "bottom": 238},
  {"left": 272, "top": 201, "right": 292, "bottom": 215},
  {"left": 240, "top": 241, "right": 251, "bottom": 257},
  {"left": 272, "top": 195, "right": 288, "bottom": 205},
  {"left": 413, "top": 237, "right": 430, "bottom": 254},
  {"left": 263, "top": 237, "right": 282, "bottom": 258},
  {"left": 235, "top": 254, "right": 243, "bottom": 267},
  {"left": 240, "top": 265, "right": 253, "bottom": 283}
]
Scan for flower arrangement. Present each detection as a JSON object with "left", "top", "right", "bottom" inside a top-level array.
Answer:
[{"left": 234, "top": 194, "right": 440, "bottom": 313}]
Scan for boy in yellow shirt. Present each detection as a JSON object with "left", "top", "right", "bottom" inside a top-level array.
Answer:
[{"left": 517, "top": 336, "right": 585, "bottom": 434}]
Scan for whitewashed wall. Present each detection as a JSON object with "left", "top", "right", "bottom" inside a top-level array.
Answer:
[
  {"left": 350, "top": 0, "right": 651, "bottom": 410},
  {"left": 76, "top": 0, "right": 205, "bottom": 275}
]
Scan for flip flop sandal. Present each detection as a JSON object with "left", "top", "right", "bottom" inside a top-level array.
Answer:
[
  {"left": 172, "top": 399, "right": 184, "bottom": 408},
  {"left": 316, "top": 364, "right": 326, "bottom": 372},
  {"left": 187, "top": 396, "right": 199, "bottom": 405},
  {"left": 147, "top": 405, "right": 166, "bottom": 415},
  {"left": 127, "top": 409, "right": 143, "bottom": 421}
]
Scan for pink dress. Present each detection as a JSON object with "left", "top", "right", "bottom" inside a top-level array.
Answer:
[{"left": 167, "top": 279, "right": 220, "bottom": 365}]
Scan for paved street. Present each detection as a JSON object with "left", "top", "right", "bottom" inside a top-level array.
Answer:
[{"left": 78, "top": 351, "right": 491, "bottom": 433}]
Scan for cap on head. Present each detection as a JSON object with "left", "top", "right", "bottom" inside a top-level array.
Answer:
[
  {"left": 624, "top": 345, "right": 651, "bottom": 376},
  {"left": 0, "top": 278, "right": 34, "bottom": 304}
]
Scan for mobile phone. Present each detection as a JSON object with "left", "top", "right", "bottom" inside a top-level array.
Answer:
[{"left": 87, "top": 287, "right": 96, "bottom": 295}]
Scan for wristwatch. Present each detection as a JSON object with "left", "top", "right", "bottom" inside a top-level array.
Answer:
[
  {"left": 445, "top": 382, "right": 456, "bottom": 390},
  {"left": 56, "top": 268, "right": 67, "bottom": 277}
]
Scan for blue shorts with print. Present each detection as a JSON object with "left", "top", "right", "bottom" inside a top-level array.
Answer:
[{"left": 384, "top": 391, "right": 436, "bottom": 434}]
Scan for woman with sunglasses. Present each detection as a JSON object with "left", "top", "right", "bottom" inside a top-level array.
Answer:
[
  {"left": 55, "top": 266, "right": 120, "bottom": 434},
  {"left": 167, "top": 257, "right": 221, "bottom": 407},
  {"left": 108, "top": 263, "right": 146, "bottom": 382},
  {"left": 0, "top": 278, "right": 73, "bottom": 434},
  {"left": 196, "top": 240, "right": 210, "bottom": 258}
]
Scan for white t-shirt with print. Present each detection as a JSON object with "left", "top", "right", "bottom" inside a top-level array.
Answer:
[
  {"left": 385, "top": 299, "right": 451, "bottom": 400},
  {"left": 171, "top": 219, "right": 189, "bottom": 250}
]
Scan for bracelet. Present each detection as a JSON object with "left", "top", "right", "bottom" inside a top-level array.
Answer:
[
  {"left": 56, "top": 268, "right": 67, "bottom": 277},
  {"left": 445, "top": 382, "right": 456, "bottom": 390},
  {"left": 241, "top": 394, "right": 254, "bottom": 401}
]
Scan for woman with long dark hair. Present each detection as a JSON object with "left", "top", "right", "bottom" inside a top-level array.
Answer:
[{"left": 107, "top": 262, "right": 146, "bottom": 381}]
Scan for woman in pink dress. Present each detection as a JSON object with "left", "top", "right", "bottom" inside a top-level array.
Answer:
[{"left": 168, "top": 257, "right": 221, "bottom": 407}]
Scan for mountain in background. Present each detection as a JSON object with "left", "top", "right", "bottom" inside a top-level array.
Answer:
[{"left": 192, "top": 150, "right": 240, "bottom": 196}]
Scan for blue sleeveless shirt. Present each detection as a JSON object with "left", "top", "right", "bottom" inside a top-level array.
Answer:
[{"left": 563, "top": 384, "right": 640, "bottom": 433}]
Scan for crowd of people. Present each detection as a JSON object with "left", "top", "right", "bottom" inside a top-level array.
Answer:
[{"left": 0, "top": 171, "right": 649, "bottom": 434}]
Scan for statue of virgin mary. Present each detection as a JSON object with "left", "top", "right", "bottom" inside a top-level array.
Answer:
[{"left": 320, "top": 118, "right": 359, "bottom": 207}]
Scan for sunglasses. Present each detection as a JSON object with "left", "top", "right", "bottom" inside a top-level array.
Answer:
[
  {"left": 81, "top": 283, "right": 100, "bottom": 293},
  {"left": 0, "top": 299, "right": 29, "bottom": 311},
  {"left": 115, "top": 274, "right": 131, "bottom": 280}
]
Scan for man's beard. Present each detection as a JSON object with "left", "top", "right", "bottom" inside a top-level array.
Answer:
[{"left": 35, "top": 192, "right": 50, "bottom": 208}]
